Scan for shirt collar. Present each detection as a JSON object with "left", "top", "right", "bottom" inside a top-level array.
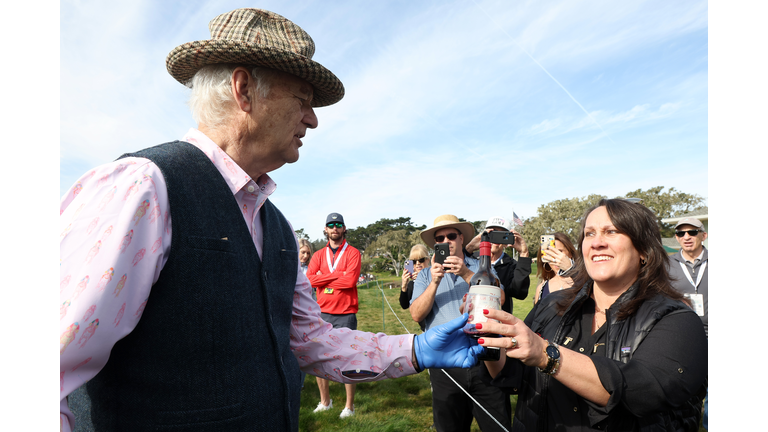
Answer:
[{"left": 181, "top": 128, "right": 277, "bottom": 198}]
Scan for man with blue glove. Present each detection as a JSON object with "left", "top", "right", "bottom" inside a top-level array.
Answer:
[
  {"left": 411, "top": 215, "right": 514, "bottom": 432},
  {"left": 59, "top": 8, "right": 483, "bottom": 432}
]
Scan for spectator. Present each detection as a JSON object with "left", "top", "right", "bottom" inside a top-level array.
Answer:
[
  {"left": 534, "top": 232, "right": 577, "bottom": 304},
  {"left": 399, "top": 244, "right": 430, "bottom": 331},
  {"left": 411, "top": 215, "right": 513, "bottom": 432},
  {"left": 466, "top": 216, "right": 531, "bottom": 313},
  {"left": 59, "top": 9, "right": 484, "bottom": 431},
  {"left": 668, "top": 216, "right": 708, "bottom": 429},
  {"left": 475, "top": 198, "right": 707, "bottom": 431},
  {"left": 299, "top": 238, "right": 314, "bottom": 276},
  {"left": 307, "top": 213, "right": 361, "bottom": 418}
]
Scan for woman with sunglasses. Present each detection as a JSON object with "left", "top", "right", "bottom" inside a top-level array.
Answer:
[
  {"left": 534, "top": 232, "right": 577, "bottom": 304},
  {"left": 400, "top": 244, "right": 430, "bottom": 331},
  {"left": 474, "top": 199, "right": 707, "bottom": 431}
]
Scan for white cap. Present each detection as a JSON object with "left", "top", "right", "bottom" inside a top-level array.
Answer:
[{"left": 485, "top": 216, "right": 511, "bottom": 231}]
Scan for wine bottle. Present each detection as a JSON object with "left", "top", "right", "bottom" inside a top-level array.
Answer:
[{"left": 463, "top": 232, "right": 502, "bottom": 360}]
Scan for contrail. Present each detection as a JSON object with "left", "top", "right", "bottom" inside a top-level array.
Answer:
[{"left": 471, "top": 0, "right": 616, "bottom": 144}]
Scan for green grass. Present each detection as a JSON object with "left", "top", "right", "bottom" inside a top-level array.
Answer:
[{"left": 298, "top": 272, "right": 538, "bottom": 431}]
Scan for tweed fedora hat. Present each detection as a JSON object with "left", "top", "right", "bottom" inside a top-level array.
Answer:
[
  {"left": 166, "top": 8, "right": 344, "bottom": 107},
  {"left": 420, "top": 215, "right": 476, "bottom": 248}
]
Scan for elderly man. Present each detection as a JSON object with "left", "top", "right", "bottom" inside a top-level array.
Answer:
[
  {"left": 59, "top": 9, "right": 482, "bottom": 432},
  {"left": 667, "top": 216, "right": 708, "bottom": 429},
  {"left": 410, "top": 215, "right": 513, "bottom": 432},
  {"left": 466, "top": 216, "right": 531, "bottom": 314}
]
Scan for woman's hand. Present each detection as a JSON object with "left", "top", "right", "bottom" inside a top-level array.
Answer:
[
  {"left": 401, "top": 270, "right": 413, "bottom": 291},
  {"left": 475, "top": 308, "right": 548, "bottom": 369},
  {"left": 544, "top": 247, "right": 572, "bottom": 272}
]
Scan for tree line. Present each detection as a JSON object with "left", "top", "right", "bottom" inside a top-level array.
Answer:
[{"left": 295, "top": 186, "right": 706, "bottom": 276}]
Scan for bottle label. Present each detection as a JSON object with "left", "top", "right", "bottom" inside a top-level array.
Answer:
[{"left": 463, "top": 285, "right": 501, "bottom": 335}]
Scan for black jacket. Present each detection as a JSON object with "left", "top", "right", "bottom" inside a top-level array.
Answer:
[
  {"left": 493, "top": 252, "right": 531, "bottom": 313},
  {"left": 485, "top": 282, "right": 707, "bottom": 432}
]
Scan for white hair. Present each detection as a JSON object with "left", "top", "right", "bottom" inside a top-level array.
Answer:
[{"left": 186, "top": 65, "right": 280, "bottom": 127}]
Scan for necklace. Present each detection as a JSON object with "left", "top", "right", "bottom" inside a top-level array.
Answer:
[{"left": 593, "top": 303, "right": 606, "bottom": 333}]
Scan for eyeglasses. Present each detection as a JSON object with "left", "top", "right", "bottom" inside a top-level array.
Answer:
[
  {"left": 326, "top": 222, "right": 344, "bottom": 228},
  {"left": 411, "top": 257, "right": 428, "bottom": 264},
  {"left": 434, "top": 232, "right": 459, "bottom": 243},
  {"left": 675, "top": 229, "right": 701, "bottom": 237}
]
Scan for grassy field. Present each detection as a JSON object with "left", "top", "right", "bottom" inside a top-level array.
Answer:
[{"left": 297, "top": 269, "right": 538, "bottom": 432}]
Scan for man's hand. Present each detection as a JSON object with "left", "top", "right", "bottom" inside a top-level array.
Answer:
[
  {"left": 413, "top": 313, "right": 484, "bottom": 369},
  {"left": 511, "top": 230, "right": 528, "bottom": 257},
  {"left": 429, "top": 255, "right": 445, "bottom": 282},
  {"left": 443, "top": 255, "right": 470, "bottom": 278}
]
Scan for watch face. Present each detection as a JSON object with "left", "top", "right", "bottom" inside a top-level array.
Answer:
[{"left": 546, "top": 344, "right": 560, "bottom": 360}]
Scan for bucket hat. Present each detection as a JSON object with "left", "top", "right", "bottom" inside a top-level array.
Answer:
[
  {"left": 420, "top": 215, "right": 476, "bottom": 247},
  {"left": 166, "top": 8, "right": 344, "bottom": 107}
]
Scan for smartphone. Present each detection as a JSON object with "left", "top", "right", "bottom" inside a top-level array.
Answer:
[
  {"left": 434, "top": 243, "right": 450, "bottom": 265},
  {"left": 404, "top": 260, "right": 415, "bottom": 274},
  {"left": 540, "top": 235, "right": 555, "bottom": 262},
  {"left": 488, "top": 230, "right": 515, "bottom": 245}
]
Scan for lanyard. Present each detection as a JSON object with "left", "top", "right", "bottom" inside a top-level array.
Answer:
[
  {"left": 326, "top": 241, "right": 349, "bottom": 274},
  {"left": 679, "top": 260, "right": 707, "bottom": 292}
]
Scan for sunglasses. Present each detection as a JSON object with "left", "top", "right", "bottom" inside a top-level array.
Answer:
[
  {"left": 675, "top": 229, "right": 701, "bottom": 237},
  {"left": 434, "top": 232, "right": 459, "bottom": 243},
  {"left": 326, "top": 222, "right": 344, "bottom": 229},
  {"left": 411, "top": 257, "right": 428, "bottom": 264}
]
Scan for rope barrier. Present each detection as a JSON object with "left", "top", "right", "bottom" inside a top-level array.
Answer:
[{"left": 375, "top": 279, "right": 511, "bottom": 432}]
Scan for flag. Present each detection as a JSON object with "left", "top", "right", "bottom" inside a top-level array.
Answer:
[{"left": 513, "top": 212, "right": 524, "bottom": 227}]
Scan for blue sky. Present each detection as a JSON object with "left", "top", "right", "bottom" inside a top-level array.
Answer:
[{"left": 60, "top": 0, "right": 709, "bottom": 240}]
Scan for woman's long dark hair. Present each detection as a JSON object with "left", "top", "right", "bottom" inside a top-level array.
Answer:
[{"left": 557, "top": 198, "right": 683, "bottom": 319}]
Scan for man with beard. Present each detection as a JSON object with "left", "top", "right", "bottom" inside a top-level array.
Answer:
[{"left": 307, "top": 212, "right": 362, "bottom": 418}]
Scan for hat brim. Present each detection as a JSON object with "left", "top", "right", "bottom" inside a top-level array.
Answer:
[
  {"left": 420, "top": 222, "right": 476, "bottom": 248},
  {"left": 166, "top": 39, "right": 344, "bottom": 107}
]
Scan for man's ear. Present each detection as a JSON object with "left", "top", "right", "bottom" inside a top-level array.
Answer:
[{"left": 231, "top": 67, "right": 253, "bottom": 113}]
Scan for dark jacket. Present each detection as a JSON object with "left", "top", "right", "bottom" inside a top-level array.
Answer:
[
  {"left": 490, "top": 282, "right": 706, "bottom": 432},
  {"left": 494, "top": 252, "right": 531, "bottom": 313},
  {"left": 83, "top": 142, "right": 302, "bottom": 431}
]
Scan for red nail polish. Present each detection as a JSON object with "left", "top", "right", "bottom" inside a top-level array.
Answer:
[
  {"left": 478, "top": 338, "right": 485, "bottom": 344},
  {"left": 483, "top": 309, "right": 489, "bottom": 314},
  {"left": 475, "top": 323, "right": 483, "bottom": 330}
]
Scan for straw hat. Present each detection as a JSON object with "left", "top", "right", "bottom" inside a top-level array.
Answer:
[
  {"left": 420, "top": 215, "right": 476, "bottom": 247},
  {"left": 166, "top": 8, "right": 344, "bottom": 107}
]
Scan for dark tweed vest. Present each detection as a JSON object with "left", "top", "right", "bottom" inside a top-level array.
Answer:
[{"left": 83, "top": 141, "right": 301, "bottom": 431}]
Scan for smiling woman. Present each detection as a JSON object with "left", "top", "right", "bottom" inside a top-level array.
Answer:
[{"left": 474, "top": 198, "right": 708, "bottom": 431}]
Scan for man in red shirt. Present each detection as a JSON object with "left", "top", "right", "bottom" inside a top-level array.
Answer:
[{"left": 307, "top": 213, "right": 362, "bottom": 418}]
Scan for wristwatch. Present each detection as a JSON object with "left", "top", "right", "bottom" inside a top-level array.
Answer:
[{"left": 538, "top": 341, "right": 561, "bottom": 375}]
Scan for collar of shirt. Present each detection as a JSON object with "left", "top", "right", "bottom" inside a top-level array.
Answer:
[
  {"left": 684, "top": 248, "right": 707, "bottom": 265},
  {"left": 181, "top": 128, "right": 277, "bottom": 198}
]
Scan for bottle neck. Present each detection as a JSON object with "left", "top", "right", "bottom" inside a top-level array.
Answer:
[{"left": 479, "top": 241, "right": 492, "bottom": 268}]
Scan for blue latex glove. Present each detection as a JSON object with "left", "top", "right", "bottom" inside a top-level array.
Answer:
[{"left": 413, "top": 313, "right": 485, "bottom": 370}]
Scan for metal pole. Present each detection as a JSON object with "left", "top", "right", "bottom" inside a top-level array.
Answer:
[{"left": 382, "top": 288, "right": 386, "bottom": 332}]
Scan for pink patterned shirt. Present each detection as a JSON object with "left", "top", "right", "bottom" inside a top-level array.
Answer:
[{"left": 59, "top": 129, "right": 416, "bottom": 432}]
